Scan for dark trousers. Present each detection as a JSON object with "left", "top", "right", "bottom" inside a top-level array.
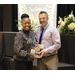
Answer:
[{"left": 14, "top": 60, "right": 33, "bottom": 70}]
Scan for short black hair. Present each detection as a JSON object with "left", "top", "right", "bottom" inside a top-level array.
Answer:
[
  {"left": 21, "top": 13, "right": 29, "bottom": 19},
  {"left": 39, "top": 11, "right": 48, "bottom": 18}
]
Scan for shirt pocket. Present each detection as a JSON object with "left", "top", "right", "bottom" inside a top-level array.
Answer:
[{"left": 43, "top": 32, "right": 52, "bottom": 40}]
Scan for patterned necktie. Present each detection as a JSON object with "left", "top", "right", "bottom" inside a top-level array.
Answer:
[{"left": 39, "top": 28, "right": 44, "bottom": 44}]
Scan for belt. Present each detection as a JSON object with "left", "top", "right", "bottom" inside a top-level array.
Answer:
[{"left": 42, "top": 54, "right": 57, "bottom": 58}]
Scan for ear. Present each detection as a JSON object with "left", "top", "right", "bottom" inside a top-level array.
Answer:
[{"left": 47, "top": 17, "right": 49, "bottom": 20}]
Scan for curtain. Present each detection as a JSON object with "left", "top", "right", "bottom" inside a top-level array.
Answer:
[
  {"left": 57, "top": 4, "right": 75, "bottom": 27},
  {"left": 0, "top": 6, "right": 3, "bottom": 31},
  {"left": 57, "top": 4, "right": 75, "bottom": 64},
  {"left": 12, "top": 4, "right": 18, "bottom": 32}
]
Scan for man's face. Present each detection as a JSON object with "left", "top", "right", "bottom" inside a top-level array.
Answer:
[{"left": 39, "top": 13, "right": 48, "bottom": 27}]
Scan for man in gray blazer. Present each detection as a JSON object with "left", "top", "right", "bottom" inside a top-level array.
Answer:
[{"left": 35, "top": 11, "right": 61, "bottom": 70}]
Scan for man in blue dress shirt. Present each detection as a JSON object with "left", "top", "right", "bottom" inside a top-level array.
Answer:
[{"left": 35, "top": 11, "right": 61, "bottom": 70}]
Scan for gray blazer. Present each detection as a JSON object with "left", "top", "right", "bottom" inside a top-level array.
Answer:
[{"left": 13, "top": 30, "right": 36, "bottom": 62}]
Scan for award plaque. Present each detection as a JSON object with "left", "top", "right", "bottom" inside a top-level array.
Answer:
[
  {"left": 34, "top": 46, "right": 40, "bottom": 52},
  {"left": 30, "top": 49, "right": 35, "bottom": 54},
  {"left": 39, "top": 44, "right": 44, "bottom": 50}
]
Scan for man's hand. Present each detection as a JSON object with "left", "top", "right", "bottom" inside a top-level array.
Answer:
[
  {"left": 38, "top": 50, "right": 45, "bottom": 58},
  {"left": 33, "top": 54, "right": 38, "bottom": 59}
]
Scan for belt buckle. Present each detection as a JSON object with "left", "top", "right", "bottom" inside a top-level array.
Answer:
[{"left": 46, "top": 56, "right": 47, "bottom": 58}]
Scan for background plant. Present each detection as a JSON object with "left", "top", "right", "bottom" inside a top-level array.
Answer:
[
  {"left": 57, "top": 11, "right": 75, "bottom": 34},
  {"left": 15, "top": 19, "right": 40, "bottom": 31}
]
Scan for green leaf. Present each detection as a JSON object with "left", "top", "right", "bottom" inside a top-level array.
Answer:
[{"left": 15, "top": 19, "right": 18, "bottom": 22}]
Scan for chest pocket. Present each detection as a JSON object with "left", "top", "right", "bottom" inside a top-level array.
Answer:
[{"left": 43, "top": 31, "right": 52, "bottom": 40}]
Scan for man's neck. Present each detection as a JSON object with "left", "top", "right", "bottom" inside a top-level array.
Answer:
[{"left": 41, "top": 24, "right": 48, "bottom": 28}]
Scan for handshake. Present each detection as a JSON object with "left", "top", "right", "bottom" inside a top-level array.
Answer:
[{"left": 30, "top": 44, "right": 44, "bottom": 58}]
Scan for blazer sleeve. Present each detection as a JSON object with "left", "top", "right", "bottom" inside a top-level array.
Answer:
[{"left": 14, "top": 32, "right": 34, "bottom": 61}]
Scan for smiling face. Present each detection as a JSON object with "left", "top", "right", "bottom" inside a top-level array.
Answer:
[
  {"left": 22, "top": 18, "right": 31, "bottom": 31},
  {"left": 39, "top": 13, "right": 49, "bottom": 28}
]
